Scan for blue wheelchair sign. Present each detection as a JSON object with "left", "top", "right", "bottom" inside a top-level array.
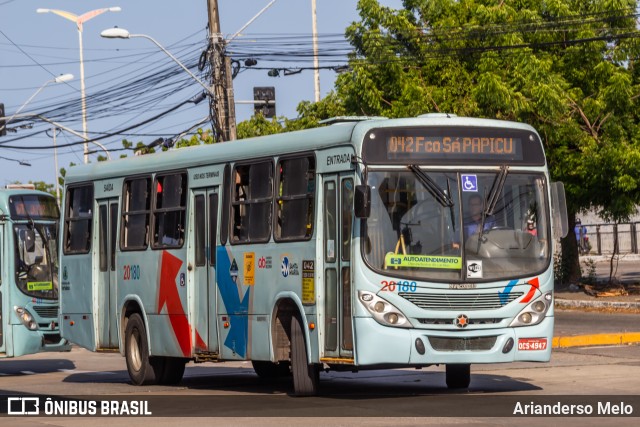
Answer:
[{"left": 461, "top": 174, "right": 478, "bottom": 192}]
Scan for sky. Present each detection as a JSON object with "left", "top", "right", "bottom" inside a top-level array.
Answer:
[{"left": 0, "top": 0, "right": 401, "bottom": 188}]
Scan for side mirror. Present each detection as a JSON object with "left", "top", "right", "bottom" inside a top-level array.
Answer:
[
  {"left": 24, "top": 229, "right": 36, "bottom": 253},
  {"left": 354, "top": 185, "right": 371, "bottom": 218}
]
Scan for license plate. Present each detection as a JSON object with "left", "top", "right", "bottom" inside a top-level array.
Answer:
[{"left": 518, "top": 338, "right": 548, "bottom": 351}]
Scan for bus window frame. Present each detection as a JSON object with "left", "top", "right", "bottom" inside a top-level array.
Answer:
[
  {"left": 120, "top": 175, "right": 152, "bottom": 252},
  {"left": 273, "top": 152, "right": 316, "bottom": 243},
  {"left": 62, "top": 183, "right": 94, "bottom": 255},
  {"left": 150, "top": 171, "right": 188, "bottom": 250},
  {"left": 230, "top": 159, "right": 274, "bottom": 245}
]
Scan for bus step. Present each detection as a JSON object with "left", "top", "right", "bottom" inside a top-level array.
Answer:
[{"left": 194, "top": 352, "right": 220, "bottom": 363}]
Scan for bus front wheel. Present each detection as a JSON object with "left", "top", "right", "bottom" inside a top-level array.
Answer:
[
  {"left": 125, "top": 313, "right": 161, "bottom": 385},
  {"left": 446, "top": 363, "right": 471, "bottom": 389},
  {"left": 290, "top": 315, "right": 319, "bottom": 396}
]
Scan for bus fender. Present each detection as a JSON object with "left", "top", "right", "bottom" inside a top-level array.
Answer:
[
  {"left": 272, "top": 291, "right": 316, "bottom": 365},
  {"left": 119, "top": 294, "right": 150, "bottom": 357}
]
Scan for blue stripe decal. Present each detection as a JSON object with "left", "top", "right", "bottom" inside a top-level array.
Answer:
[
  {"left": 216, "top": 247, "right": 250, "bottom": 357},
  {"left": 499, "top": 279, "right": 519, "bottom": 305}
]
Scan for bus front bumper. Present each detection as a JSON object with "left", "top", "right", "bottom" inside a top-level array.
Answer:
[{"left": 353, "top": 316, "right": 553, "bottom": 366}]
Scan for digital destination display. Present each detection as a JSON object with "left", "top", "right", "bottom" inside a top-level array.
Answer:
[
  {"left": 387, "top": 136, "right": 522, "bottom": 159},
  {"left": 362, "top": 127, "right": 545, "bottom": 165}
]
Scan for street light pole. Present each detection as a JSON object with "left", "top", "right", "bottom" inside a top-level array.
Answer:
[
  {"left": 37, "top": 7, "right": 121, "bottom": 164},
  {"left": 100, "top": 28, "right": 214, "bottom": 96},
  {"left": 0, "top": 74, "right": 74, "bottom": 133}
]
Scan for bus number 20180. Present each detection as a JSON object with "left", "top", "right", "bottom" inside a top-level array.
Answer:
[
  {"left": 123, "top": 265, "right": 141, "bottom": 281},
  {"left": 380, "top": 280, "right": 417, "bottom": 292}
]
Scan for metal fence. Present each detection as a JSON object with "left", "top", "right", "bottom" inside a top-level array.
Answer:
[{"left": 581, "top": 222, "right": 640, "bottom": 255}]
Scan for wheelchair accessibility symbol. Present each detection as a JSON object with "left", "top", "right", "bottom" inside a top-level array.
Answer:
[{"left": 461, "top": 174, "right": 478, "bottom": 192}]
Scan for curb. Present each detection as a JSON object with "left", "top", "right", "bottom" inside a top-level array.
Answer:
[
  {"left": 553, "top": 332, "right": 640, "bottom": 348},
  {"left": 555, "top": 298, "right": 640, "bottom": 311}
]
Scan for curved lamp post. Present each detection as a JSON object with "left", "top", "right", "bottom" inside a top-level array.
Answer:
[
  {"left": 100, "top": 27, "right": 214, "bottom": 96},
  {"left": 37, "top": 7, "right": 121, "bottom": 164},
  {"left": 0, "top": 74, "right": 74, "bottom": 133}
]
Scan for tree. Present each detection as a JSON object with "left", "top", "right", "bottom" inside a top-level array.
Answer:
[{"left": 333, "top": 0, "right": 640, "bottom": 283}]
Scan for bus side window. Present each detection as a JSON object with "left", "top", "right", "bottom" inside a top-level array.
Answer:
[
  {"left": 152, "top": 173, "right": 187, "bottom": 248},
  {"left": 231, "top": 161, "right": 273, "bottom": 243},
  {"left": 64, "top": 185, "right": 94, "bottom": 254},
  {"left": 121, "top": 177, "right": 151, "bottom": 250},
  {"left": 276, "top": 155, "right": 315, "bottom": 241}
]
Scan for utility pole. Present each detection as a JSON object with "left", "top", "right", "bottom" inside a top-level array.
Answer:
[
  {"left": 311, "top": 0, "right": 320, "bottom": 102},
  {"left": 207, "top": 0, "right": 236, "bottom": 141}
]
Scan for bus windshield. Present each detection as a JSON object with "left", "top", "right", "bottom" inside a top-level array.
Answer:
[
  {"left": 363, "top": 169, "right": 550, "bottom": 282},
  {"left": 13, "top": 222, "right": 59, "bottom": 300}
]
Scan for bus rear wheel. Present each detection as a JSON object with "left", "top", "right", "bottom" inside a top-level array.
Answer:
[
  {"left": 125, "top": 313, "right": 161, "bottom": 385},
  {"left": 446, "top": 363, "right": 471, "bottom": 389},
  {"left": 290, "top": 315, "right": 319, "bottom": 396},
  {"left": 158, "top": 357, "right": 188, "bottom": 385}
]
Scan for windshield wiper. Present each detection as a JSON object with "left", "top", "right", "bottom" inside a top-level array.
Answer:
[
  {"left": 476, "top": 165, "right": 509, "bottom": 247},
  {"left": 408, "top": 165, "right": 453, "bottom": 208}
]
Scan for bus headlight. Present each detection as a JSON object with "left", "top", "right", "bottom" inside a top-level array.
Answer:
[
  {"left": 509, "top": 292, "right": 552, "bottom": 328},
  {"left": 358, "top": 291, "right": 411, "bottom": 328},
  {"left": 14, "top": 306, "right": 38, "bottom": 331}
]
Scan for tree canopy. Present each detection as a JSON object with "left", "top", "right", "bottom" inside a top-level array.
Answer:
[{"left": 337, "top": 0, "right": 640, "bottom": 224}]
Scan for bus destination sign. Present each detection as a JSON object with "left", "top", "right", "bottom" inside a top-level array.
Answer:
[{"left": 386, "top": 135, "right": 523, "bottom": 161}]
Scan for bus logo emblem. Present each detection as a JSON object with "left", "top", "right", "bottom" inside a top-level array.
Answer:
[
  {"left": 454, "top": 314, "right": 469, "bottom": 328},
  {"left": 281, "top": 257, "right": 290, "bottom": 277}
]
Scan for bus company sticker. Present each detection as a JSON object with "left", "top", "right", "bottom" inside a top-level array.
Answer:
[
  {"left": 281, "top": 256, "right": 300, "bottom": 277},
  {"left": 466, "top": 260, "right": 483, "bottom": 278},
  {"left": 281, "top": 257, "right": 290, "bottom": 277},
  {"left": 258, "top": 256, "right": 272, "bottom": 269},
  {"left": 385, "top": 253, "right": 462, "bottom": 270}
]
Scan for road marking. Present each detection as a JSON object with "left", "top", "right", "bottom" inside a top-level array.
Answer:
[
  {"left": 553, "top": 332, "right": 640, "bottom": 348},
  {"left": 20, "top": 371, "right": 36, "bottom": 375}
]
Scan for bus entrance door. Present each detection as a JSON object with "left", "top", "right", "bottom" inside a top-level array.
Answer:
[
  {"left": 322, "top": 174, "right": 354, "bottom": 361},
  {"left": 96, "top": 198, "right": 119, "bottom": 349},
  {"left": 191, "top": 188, "right": 220, "bottom": 353}
]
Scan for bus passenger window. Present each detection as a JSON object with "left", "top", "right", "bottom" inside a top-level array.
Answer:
[
  {"left": 63, "top": 185, "right": 94, "bottom": 254},
  {"left": 152, "top": 173, "right": 187, "bottom": 249},
  {"left": 121, "top": 177, "right": 151, "bottom": 250},
  {"left": 275, "top": 155, "right": 315, "bottom": 241},
  {"left": 231, "top": 161, "right": 273, "bottom": 243}
]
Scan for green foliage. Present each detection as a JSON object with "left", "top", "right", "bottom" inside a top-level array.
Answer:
[{"left": 329, "top": 0, "right": 640, "bottom": 282}]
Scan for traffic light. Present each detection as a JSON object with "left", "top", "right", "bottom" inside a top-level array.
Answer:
[
  {"left": 253, "top": 87, "right": 276, "bottom": 118},
  {"left": 0, "top": 103, "right": 6, "bottom": 137}
]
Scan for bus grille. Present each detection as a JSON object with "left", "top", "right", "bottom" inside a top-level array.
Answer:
[
  {"left": 32, "top": 306, "right": 59, "bottom": 318},
  {"left": 428, "top": 336, "right": 497, "bottom": 351},
  {"left": 398, "top": 292, "right": 523, "bottom": 310}
]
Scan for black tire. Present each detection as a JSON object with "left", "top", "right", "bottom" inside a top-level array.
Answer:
[
  {"left": 159, "top": 357, "right": 187, "bottom": 385},
  {"left": 290, "top": 315, "right": 319, "bottom": 396},
  {"left": 446, "top": 363, "right": 471, "bottom": 389},
  {"left": 125, "top": 313, "right": 161, "bottom": 385},
  {"left": 252, "top": 360, "right": 291, "bottom": 379}
]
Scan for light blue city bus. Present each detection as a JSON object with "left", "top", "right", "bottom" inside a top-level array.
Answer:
[
  {"left": 0, "top": 186, "right": 70, "bottom": 358},
  {"left": 59, "top": 114, "right": 567, "bottom": 395}
]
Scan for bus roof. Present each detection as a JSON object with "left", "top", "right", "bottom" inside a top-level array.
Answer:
[{"left": 63, "top": 115, "right": 539, "bottom": 184}]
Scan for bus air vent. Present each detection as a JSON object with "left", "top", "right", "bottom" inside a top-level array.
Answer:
[
  {"left": 398, "top": 292, "right": 523, "bottom": 311},
  {"left": 32, "top": 306, "right": 59, "bottom": 319},
  {"left": 428, "top": 336, "right": 497, "bottom": 352}
]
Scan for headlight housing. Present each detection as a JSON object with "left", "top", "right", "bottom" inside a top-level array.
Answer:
[
  {"left": 358, "top": 291, "right": 411, "bottom": 328},
  {"left": 14, "top": 306, "right": 38, "bottom": 330},
  {"left": 509, "top": 292, "right": 552, "bottom": 327}
]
